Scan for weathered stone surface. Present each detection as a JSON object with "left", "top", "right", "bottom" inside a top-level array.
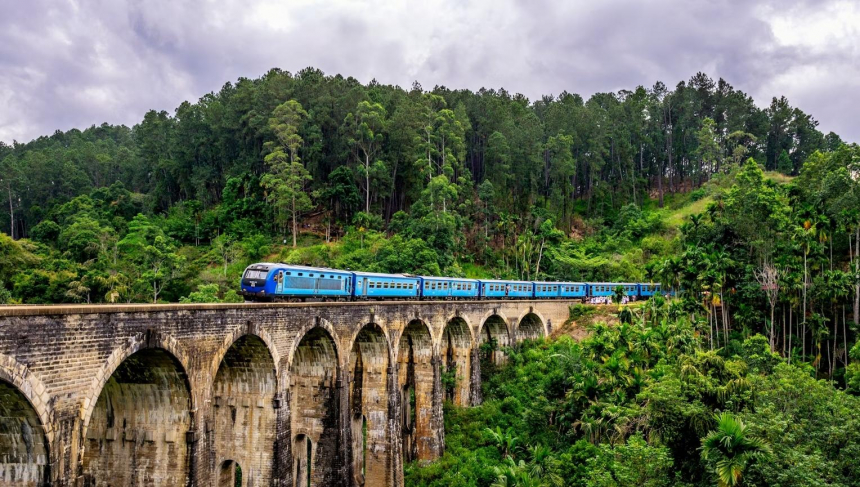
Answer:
[{"left": 0, "top": 300, "right": 573, "bottom": 486}]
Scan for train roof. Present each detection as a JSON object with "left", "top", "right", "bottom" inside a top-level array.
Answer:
[
  {"left": 351, "top": 270, "right": 418, "bottom": 279},
  {"left": 420, "top": 276, "right": 480, "bottom": 282},
  {"left": 477, "top": 279, "right": 534, "bottom": 284},
  {"left": 248, "top": 263, "right": 352, "bottom": 274}
]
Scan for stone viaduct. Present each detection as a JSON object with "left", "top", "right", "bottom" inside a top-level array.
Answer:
[{"left": 0, "top": 299, "right": 574, "bottom": 486}]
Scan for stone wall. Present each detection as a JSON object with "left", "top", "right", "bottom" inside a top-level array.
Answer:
[{"left": 0, "top": 300, "right": 573, "bottom": 486}]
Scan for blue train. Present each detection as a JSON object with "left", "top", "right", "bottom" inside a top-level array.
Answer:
[{"left": 239, "top": 263, "right": 668, "bottom": 302}]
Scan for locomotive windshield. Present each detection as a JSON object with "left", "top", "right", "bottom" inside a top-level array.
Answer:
[{"left": 244, "top": 269, "right": 269, "bottom": 280}]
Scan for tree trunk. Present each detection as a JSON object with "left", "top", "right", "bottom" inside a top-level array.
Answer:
[
  {"left": 292, "top": 195, "right": 298, "bottom": 248},
  {"left": 6, "top": 182, "right": 14, "bottom": 239},
  {"left": 365, "top": 152, "right": 371, "bottom": 214},
  {"left": 803, "top": 251, "right": 808, "bottom": 361},
  {"left": 788, "top": 305, "right": 793, "bottom": 363},
  {"left": 844, "top": 305, "right": 849, "bottom": 366},
  {"left": 535, "top": 241, "right": 545, "bottom": 278},
  {"left": 846, "top": 225, "right": 860, "bottom": 328},
  {"left": 770, "top": 305, "right": 776, "bottom": 351}
]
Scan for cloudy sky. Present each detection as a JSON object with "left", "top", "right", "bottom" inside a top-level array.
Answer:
[{"left": 1, "top": 0, "right": 858, "bottom": 144}]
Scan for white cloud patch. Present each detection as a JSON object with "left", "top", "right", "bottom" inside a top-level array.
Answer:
[{"left": 0, "top": 0, "right": 857, "bottom": 143}]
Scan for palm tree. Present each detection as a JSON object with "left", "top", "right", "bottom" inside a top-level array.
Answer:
[
  {"left": 700, "top": 412, "right": 770, "bottom": 487},
  {"left": 486, "top": 426, "right": 519, "bottom": 459}
]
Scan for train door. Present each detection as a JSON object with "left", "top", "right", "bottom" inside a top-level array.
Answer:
[
  {"left": 362, "top": 277, "right": 368, "bottom": 297},
  {"left": 276, "top": 271, "right": 285, "bottom": 294}
]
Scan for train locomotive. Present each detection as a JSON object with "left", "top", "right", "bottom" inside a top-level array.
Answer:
[{"left": 239, "top": 263, "right": 668, "bottom": 302}]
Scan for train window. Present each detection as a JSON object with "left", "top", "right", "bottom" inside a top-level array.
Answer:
[{"left": 286, "top": 272, "right": 292, "bottom": 276}]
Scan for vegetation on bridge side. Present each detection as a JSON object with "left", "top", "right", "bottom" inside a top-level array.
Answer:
[{"left": 406, "top": 297, "right": 860, "bottom": 487}]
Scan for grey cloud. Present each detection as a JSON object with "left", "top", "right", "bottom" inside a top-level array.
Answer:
[{"left": 0, "top": 0, "right": 856, "bottom": 143}]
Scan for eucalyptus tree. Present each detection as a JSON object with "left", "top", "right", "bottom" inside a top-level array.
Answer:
[
  {"left": 345, "top": 100, "right": 388, "bottom": 214},
  {"left": 261, "top": 100, "right": 313, "bottom": 247}
]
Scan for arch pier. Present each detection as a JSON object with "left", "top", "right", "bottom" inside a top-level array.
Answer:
[{"left": 0, "top": 299, "right": 571, "bottom": 486}]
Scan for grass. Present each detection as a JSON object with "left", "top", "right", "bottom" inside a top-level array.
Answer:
[
  {"left": 662, "top": 195, "right": 714, "bottom": 228},
  {"left": 763, "top": 170, "right": 795, "bottom": 185}
]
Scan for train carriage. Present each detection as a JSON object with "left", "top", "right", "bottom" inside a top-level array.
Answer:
[
  {"left": 533, "top": 281, "right": 563, "bottom": 299},
  {"left": 420, "top": 276, "right": 480, "bottom": 299},
  {"left": 240, "top": 263, "right": 353, "bottom": 300},
  {"left": 558, "top": 282, "right": 588, "bottom": 299},
  {"left": 588, "top": 282, "right": 639, "bottom": 299},
  {"left": 353, "top": 271, "right": 421, "bottom": 299},
  {"left": 479, "top": 280, "right": 534, "bottom": 299},
  {"left": 639, "top": 283, "right": 663, "bottom": 298}
]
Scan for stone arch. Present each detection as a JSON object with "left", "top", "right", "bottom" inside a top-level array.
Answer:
[
  {"left": 81, "top": 346, "right": 193, "bottom": 486},
  {"left": 516, "top": 310, "right": 547, "bottom": 342},
  {"left": 292, "top": 433, "right": 313, "bottom": 487},
  {"left": 0, "top": 353, "right": 53, "bottom": 443},
  {"left": 212, "top": 334, "right": 277, "bottom": 486},
  {"left": 81, "top": 330, "right": 195, "bottom": 432},
  {"left": 209, "top": 325, "right": 281, "bottom": 391},
  {"left": 289, "top": 326, "right": 340, "bottom": 487},
  {"left": 478, "top": 309, "right": 510, "bottom": 335},
  {"left": 218, "top": 459, "right": 242, "bottom": 487},
  {"left": 348, "top": 323, "right": 392, "bottom": 487},
  {"left": 284, "top": 318, "right": 341, "bottom": 374},
  {"left": 479, "top": 314, "right": 511, "bottom": 366},
  {"left": 440, "top": 316, "right": 473, "bottom": 406},
  {"left": 0, "top": 375, "right": 50, "bottom": 486},
  {"left": 346, "top": 319, "right": 394, "bottom": 367},
  {"left": 396, "top": 319, "right": 435, "bottom": 462}
]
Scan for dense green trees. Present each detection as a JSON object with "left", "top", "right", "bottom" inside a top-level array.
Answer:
[
  {"left": 0, "top": 68, "right": 839, "bottom": 257},
  {"left": 406, "top": 302, "right": 860, "bottom": 487}
]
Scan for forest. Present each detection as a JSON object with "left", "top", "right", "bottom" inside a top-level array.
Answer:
[{"left": 2, "top": 67, "right": 860, "bottom": 485}]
